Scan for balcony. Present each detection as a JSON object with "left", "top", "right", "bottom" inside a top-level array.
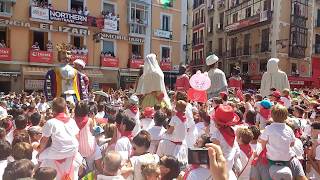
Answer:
[
  {"left": 29, "top": 50, "right": 53, "bottom": 64},
  {"left": 129, "top": 23, "right": 146, "bottom": 35},
  {"left": 0, "top": 48, "right": 11, "bottom": 61},
  {"left": 101, "top": 55, "right": 119, "bottom": 68},
  {"left": 193, "top": 17, "right": 205, "bottom": 27},
  {"left": 289, "top": 45, "right": 306, "bottom": 58},
  {"left": 192, "top": 38, "right": 204, "bottom": 47},
  {"left": 291, "top": 15, "right": 307, "bottom": 28},
  {"left": 154, "top": 29, "right": 173, "bottom": 39},
  {"left": 225, "top": 10, "right": 272, "bottom": 33}
]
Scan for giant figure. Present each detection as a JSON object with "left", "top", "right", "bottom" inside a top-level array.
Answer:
[
  {"left": 260, "top": 58, "right": 290, "bottom": 98},
  {"left": 136, "top": 54, "right": 171, "bottom": 109},
  {"left": 44, "top": 43, "right": 87, "bottom": 104},
  {"left": 206, "top": 54, "right": 228, "bottom": 99}
]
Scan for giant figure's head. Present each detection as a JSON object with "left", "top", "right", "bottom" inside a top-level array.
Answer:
[
  {"left": 56, "top": 43, "right": 72, "bottom": 63},
  {"left": 267, "top": 58, "right": 280, "bottom": 73}
]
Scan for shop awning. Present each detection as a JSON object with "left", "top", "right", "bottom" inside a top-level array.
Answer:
[
  {"left": 22, "top": 66, "right": 50, "bottom": 76},
  {"left": 83, "top": 69, "right": 104, "bottom": 78}
]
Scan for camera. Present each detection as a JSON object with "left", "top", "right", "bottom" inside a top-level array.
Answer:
[{"left": 188, "top": 148, "right": 209, "bottom": 165}]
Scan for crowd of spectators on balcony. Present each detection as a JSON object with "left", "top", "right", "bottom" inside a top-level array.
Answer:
[
  {"left": 71, "top": 45, "right": 88, "bottom": 55},
  {"left": 31, "top": 42, "right": 40, "bottom": 51},
  {"left": 131, "top": 53, "right": 143, "bottom": 59},
  {"left": 71, "top": 6, "right": 90, "bottom": 16},
  {"left": 161, "top": 57, "right": 171, "bottom": 63},
  {"left": 101, "top": 51, "right": 115, "bottom": 58},
  {"left": 0, "top": 40, "right": 7, "bottom": 48},
  {"left": 102, "top": 11, "right": 119, "bottom": 21},
  {"left": 31, "top": 0, "right": 53, "bottom": 10}
]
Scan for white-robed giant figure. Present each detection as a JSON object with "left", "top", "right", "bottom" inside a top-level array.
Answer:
[
  {"left": 206, "top": 54, "right": 228, "bottom": 99},
  {"left": 260, "top": 58, "right": 290, "bottom": 98},
  {"left": 136, "top": 54, "right": 172, "bottom": 109}
]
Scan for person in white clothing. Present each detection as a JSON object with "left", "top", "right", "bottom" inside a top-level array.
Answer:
[
  {"left": 37, "top": 97, "right": 83, "bottom": 180},
  {"left": 124, "top": 94, "right": 141, "bottom": 136},
  {"left": 115, "top": 115, "right": 136, "bottom": 161},
  {"left": 0, "top": 140, "right": 11, "bottom": 178},
  {"left": 95, "top": 102, "right": 106, "bottom": 119},
  {"left": 97, "top": 151, "right": 125, "bottom": 180},
  {"left": 280, "top": 88, "right": 292, "bottom": 109},
  {"left": 140, "top": 107, "right": 155, "bottom": 130},
  {"left": 210, "top": 105, "right": 241, "bottom": 180},
  {"left": 147, "top": 110, "right": 166, "bottom": 153},
  {"left": 36, "top": 96, "right": 50, "bottom": 113}
]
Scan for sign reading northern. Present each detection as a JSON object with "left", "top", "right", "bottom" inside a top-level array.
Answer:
[{"left": 49, "top": 10, "right": 88, "bottom": 25}]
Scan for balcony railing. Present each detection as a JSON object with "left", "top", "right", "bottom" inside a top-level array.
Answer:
[
  {"left": 129, "top": 58, "right": 144, "bottom": 69},
  {"left": 129, "top": 23, "right": 146, "bottom": 35},
  {"left": 289, "top": 45, "right": 306, "bottom": 58},
  {"left": 291, "top": 15, "right": 307, "bottom": 27},
  {"left": 192, "top": 38, "right": 204, "bottom": 46}
]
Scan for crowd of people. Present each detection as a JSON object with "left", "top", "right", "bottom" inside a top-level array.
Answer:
[{"left": 31, "top": 0, "right": 54, "bottom": 9}]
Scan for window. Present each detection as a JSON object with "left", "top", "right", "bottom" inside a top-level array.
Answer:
[
  {"left": 260, "top": 61, "right": 267, "bottom": 72},
  {"left": 71, "top": 0, "right": 84, "bottom": 11},
  {"left": 199, "top": 50, "right": 203, "bottom": 61},
  {"left": 209, "top": 17, "right": 213, "bottom": 32},
  {"left": 102, "top": 41, "right": 115, "bottom": 57},
  {"left": 208, "top": 41, "right": 212, "bottom": 53},
  {"left": 71, "top": 36, "right": 84, "bottom": 49},
  {"left": 193, "top": 32, "right": 198, "bottom": 45},
  {"left": 0, "top": 2, "right": 12, "bottom": 15},
  {"left": 130, "top": 2, "right": 148, "bottom": 24},
  {"left": 317, "top": 9, "right": 320, "bottom": 27},
  {"left": 195, "top": 12, "right": 199, "bottom": 25},
  {"left": 291, "top": 63, "right": 298, "bottom": 74},
  {"left": 161, "top": 46, "right": 170, "bottom": 59},
  {"left": 218, "top": 38, "right": 223, "bottom": 56},
  {"left": 245, "top": 7, "right": 251, "bottom": 18},
  {"left": 261, "top": 28, "right": 270, "bottom": 52},
  {"left": 32, "top": 31, "right": 48, "bottom": 51},
  {"left": 200, "top": 9, "right": 204, "bottom": 23},
  {"left": 263, "top": 0, "right": 271, "bottom": 11},
  {"left": 0, "top": 27, "right": 7, "bottom": 47},
  {"left": 131, "top": 44, "right": 143, "bottom": 58},
  {"left": 231, "top": 37, "right": 237, "bottom": 57},
  {"left": 161, "top": 14, "right": 171, "bottom": 31},
  {"left": 244, "top": 34, "right": 250, "bottom": 55},
  {"left": 242, "top": 62, "right": 248, "bottom": 73},
  {"left": 232, "top": 13, "right": 238, "bottom": 23},
  {"left": 200, "top": 30, "right": 204, "bottom": 43},
  {"left": 103, "top": 2, "right": 115, "bottom": 13}
]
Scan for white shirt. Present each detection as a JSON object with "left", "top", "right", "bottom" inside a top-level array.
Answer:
[
  {"left": 36, "top": 102, "right": 50, "bottom": 113},
  {"left": 280, "top": 97, "right": 291, "bottom": 109},
  {"left": 260, "top": 123, "right": 296, "bottom": 161},
  {"left": 195, "top": 122, "right": 205, "bottom": 136},
  {"left": 140, "top": 118, "right": 154, "bottom": 131},
  {"left": 185, "top": 103, "right": 198, "bottom": 148},
  {"left": 148, "top": 126, "right": 166, "bottom": 153},
  {"left": 308, "top": 145, "right": 320, "bottom": 179},
  {"left": 0, "top": 160, "right": 8, "bottom": 179},
  {"left": 115, "top": 136, "right": 132, "bottom": 161},
  {"left": 95, "top": 111, "right": 105, "bottom": 119},
  {"left": 168, "top": 115, "right": 187, "bottom": 143},
  {"left": 97, "top": 175, "right": 124, "bottom": 180},
  {"left": 292, "top": 138, "right": 304, "bottom": 160},
  {"left": 185, "top": 167, "right": 211, "bottom": 180},
  {"left": 39, "top": 118, "right": 79, "bottom": 160},
  {"left": 130, "top": 153, "right": 159, "bottom": 180}
]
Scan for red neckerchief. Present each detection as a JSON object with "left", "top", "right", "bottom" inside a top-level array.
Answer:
[
  {"left": 176, "top": 112, "right": 187, "bottom": 123},
  {"left": 121, "top": 131, "right": 133, "bottom": 139},
  {"left": 75, "top": 116, "right": 88, "bottom": 129},
  {"left": 294, "top": 129, "right": 302, "bottom": 138},
  {"left": 239, "top": 144, "right": 253, "bottom": 159},
  {"left": 129, "top": 105, "right": 138, "bottom": 115},
  {"left": 252, "top": 148, "right": 268, "bottom": 166},
  {"left": 283, "top": 95, "right": 291, "bottom": 100},
  {"left": 55, "top": 113, "right": 70, "bottom": 123},
  {"left": 218, "top": 126, "right": 235, "bottom": 147},
  {"left": 5, "top": 120, "right": 13, "bottom": 133},
  {"left": 260, "top": 108, "right": 271, "bottom": 119},
  {"left": 183, "top": 164, "right": 200, "bottom": 180},
  {"left": 276, "top": 99, "right": 285, "bottom": 105}
]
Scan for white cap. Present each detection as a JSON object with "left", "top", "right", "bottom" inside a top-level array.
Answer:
[
  {"left": 129, "top": 94, "right": 139, "bottom": 105},
  {"left": 206, "top": 54, "right": 219, "bottom": 66},
  {"left": 73, "top": 59, "right": 86, "bottom": 68}
]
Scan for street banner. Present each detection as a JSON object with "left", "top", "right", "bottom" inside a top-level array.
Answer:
[
  {"left": 31, "top": 6, "right": 49, "bottom": 20},
  {"left": 71, "top": 54, "right": 88, "bottom": 64},
  {"left": 160, "top": 61, "right": 172, "bottom": 71},
  {"left": 0, "top": 48, "right": 11, "bottom": 61},
  {"left": 101, "top": 57, "right": 119, "bottom": 67},
  {"left": 187, "top": 88, "right": 208, "bottom": 103},
  {"left": 104, "top": 19, "right": 118, "bottom": 31},
  {"left": 29, "top": 50, "right": 53, "bottom": 63},
  {"left": 130, "top": 59, "right": 144, "bottom": 69}
]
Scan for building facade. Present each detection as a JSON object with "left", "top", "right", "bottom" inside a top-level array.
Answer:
[
  {"left": 189, "top": 0, "right": 314, "bottom": 88},
  {"left": 0, "top": 0, "right": 186, "bottom": 93}
]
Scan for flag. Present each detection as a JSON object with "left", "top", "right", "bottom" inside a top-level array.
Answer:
[{"left": 161, "top": 0, "right": 174, "bottom": 9}]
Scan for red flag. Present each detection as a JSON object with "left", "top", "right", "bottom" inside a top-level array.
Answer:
[{"left": 187, "top": 88, "right": 207, "bottom": 103}]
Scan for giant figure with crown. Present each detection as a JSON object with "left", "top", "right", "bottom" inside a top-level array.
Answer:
[{"left": 44, "top": 43, "right": 88, "bottom": 104}]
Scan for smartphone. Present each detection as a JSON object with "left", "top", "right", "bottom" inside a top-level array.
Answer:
[{"left": 188, "top": 148, "right": 209, "bottom": 165}]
